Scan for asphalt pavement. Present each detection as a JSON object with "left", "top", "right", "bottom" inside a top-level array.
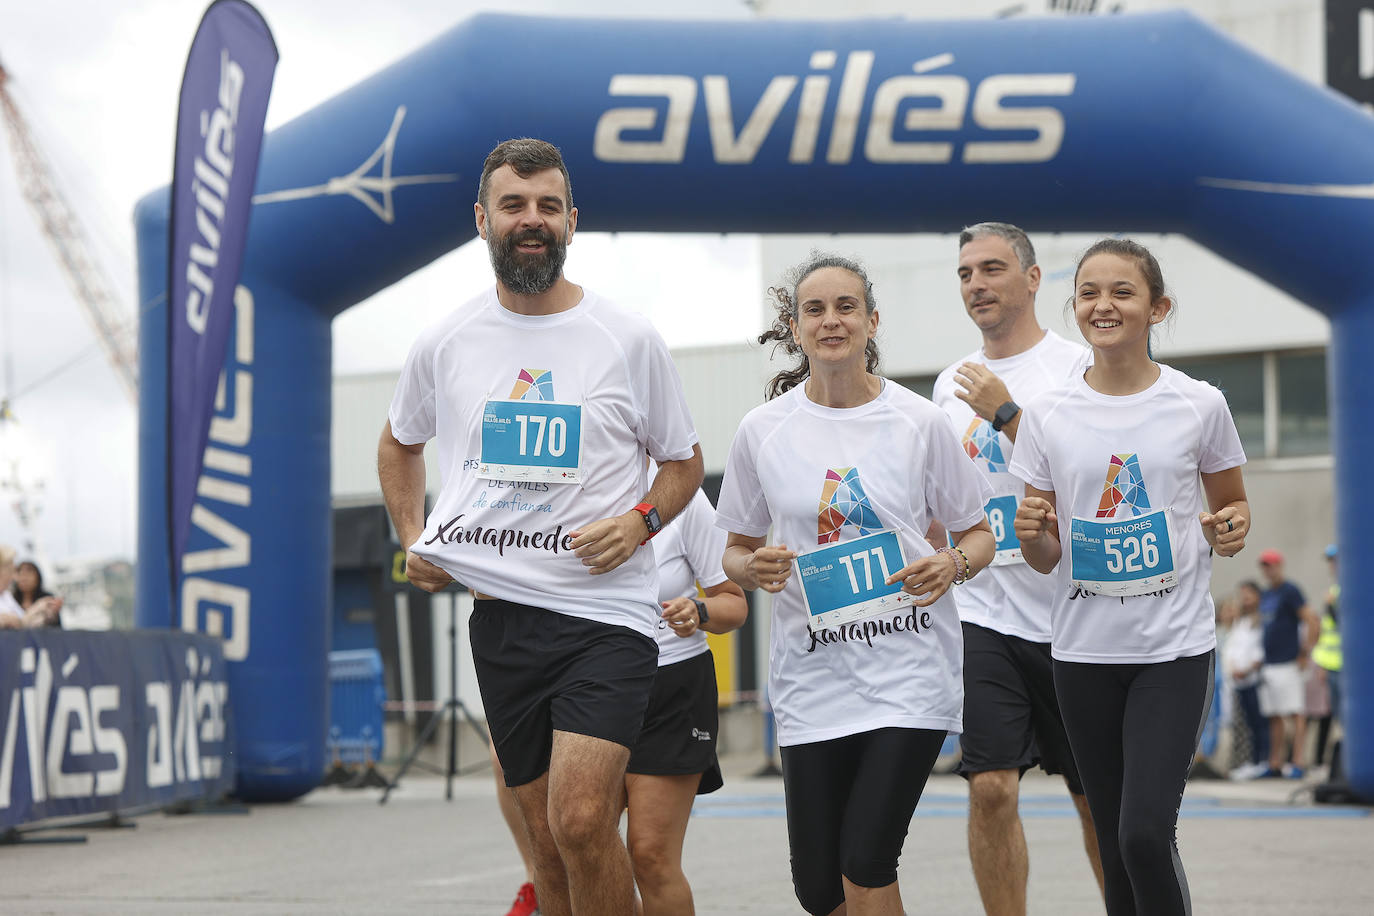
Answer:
[{"left": 2, "top": 754, "right": 1370, "bottom": 914}]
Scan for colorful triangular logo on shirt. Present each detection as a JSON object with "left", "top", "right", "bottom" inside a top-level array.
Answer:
[
  {"left": 817, "top": 467, "right": 884, "bottom": 544},
  {"left": 1096, "top": 453, "right": 1152, "bottom": 518},
  {"left": 962, "top": 418, "right": 1008, "bottom": 473},
  {"left": 509, "top": 369, "right": 555, "bottom": 401}
]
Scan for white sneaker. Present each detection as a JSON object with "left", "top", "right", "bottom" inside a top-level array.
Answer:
[{"left": 1229, "top": 762, "right": 1267, "bottom": 781}]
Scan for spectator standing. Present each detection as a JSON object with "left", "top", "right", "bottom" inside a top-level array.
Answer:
[
  {"left": 1257, "top": 548, "right": 1320, "bottom": 778},
  {"left": 1311, "top": 544, "right": 1343, "bottom": 770},
  {"left": 1225, "top": 582, "right": 1268, "bottom": 779}
]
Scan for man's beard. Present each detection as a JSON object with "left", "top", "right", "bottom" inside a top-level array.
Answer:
[{"left": 488, "top": 225, "right": 567, "bottom": 295}]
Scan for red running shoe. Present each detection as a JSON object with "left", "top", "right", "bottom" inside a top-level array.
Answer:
[{"left": 505, "top": 881, "right": 539, "bottom": 916}]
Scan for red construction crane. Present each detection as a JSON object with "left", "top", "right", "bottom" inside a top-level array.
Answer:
[{"left": 0, "top": 58, "right": 138, "bottom": 401}]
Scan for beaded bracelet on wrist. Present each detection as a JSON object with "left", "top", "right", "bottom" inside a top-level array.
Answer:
[
  {"left": 937, "top": 546, "right": 968, "bottom": 585},
  {"left": 953, "top": 545, "right": 973, "bottom": 583}
]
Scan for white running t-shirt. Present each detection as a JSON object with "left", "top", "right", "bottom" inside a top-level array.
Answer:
[
  {"left": 1008, "top": 363, "right": 1246, "bottom": 664},
  {"left": 650, "top": 487, "right": 729, "bottom": 667},
  {"left": 0, "top": 589, "right": 22, "bottom": 624},
  {"left": 934, "top": 330, "right": 1090, "bottom": 642},
  {"left": 388, "top": 287, "right": 699, "bottom": 637},
  {"left": 1223, "top": 616, "right": 1264, "bottom": 689},
  {"left": 716, "top": 381, "right": 992, "bottom": 746}
]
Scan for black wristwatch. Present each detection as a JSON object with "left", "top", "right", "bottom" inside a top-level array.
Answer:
[
  {"left": 692, "top": 597, "right": 710, "bottom": 626},
  {"left": 991, "top": 400, "right": 1020, "bottom": 433},
  {"left": 633, "top": 502, "right": 662, "bottom": 544}
]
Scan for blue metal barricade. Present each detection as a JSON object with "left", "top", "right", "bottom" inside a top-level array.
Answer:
[{"left": 326, "top": 650, "right": 386, "bottom": 781}]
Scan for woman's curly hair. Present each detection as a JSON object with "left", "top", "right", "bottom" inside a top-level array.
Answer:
[{"left": 759, "top": 252, "right": 880, "bottom": 400}]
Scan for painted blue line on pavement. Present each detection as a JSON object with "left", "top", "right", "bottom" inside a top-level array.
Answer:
[
  {"left": 692, "top": 801, "right": 1369, "bottom": 820},
  {"left": 1172, "top": 808, "right": 1369, "bottom": 819},
  {"left": 694, "top": 793, "right": 1225, "bottom": 808}
]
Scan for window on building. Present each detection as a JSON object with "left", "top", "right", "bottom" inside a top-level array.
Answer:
[
  {"left": 900, "top": 348, "right": 1329, "bottom": 460},
  {"left": 1166, "top": 354, "right": 1266, "bottom": 458},
  {"left": 1276, "top": 350, "right": 1330, "bottom": 457},
  {"left": 894, "top": 374, "right": 936, "bottom": 401}
]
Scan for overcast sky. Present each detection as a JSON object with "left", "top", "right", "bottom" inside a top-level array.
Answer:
[
  {"left": 2, "top": 0, "right": 1313, "bottom": 565},
  {"left": 0, "top": 0, "right": 766, "bottom": 563}
]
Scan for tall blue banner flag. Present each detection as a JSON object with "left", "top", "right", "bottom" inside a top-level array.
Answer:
[{"left": 167, "top": 0, "right": 276, "bottom": 612}]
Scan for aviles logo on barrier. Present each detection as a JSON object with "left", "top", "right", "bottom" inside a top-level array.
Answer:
[
  {"left": 0, "top": 646, "right": 230, "bottom": 811},
  {"left": 144, "top": 647, "right": 231, "bottom": 787},
  {"left": 181, "top": 286, "right": 254, "bottom": 662},
  {"left": 594, "top": 51, "right": 1075, "bottom": 165},
  {"left": 0, "top": 648, "right": 125, "bottom": 808}
]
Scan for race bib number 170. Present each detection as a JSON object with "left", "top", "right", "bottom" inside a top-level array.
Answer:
[{"left": 478, "top": 399, "right": 582, "bottom": 484}]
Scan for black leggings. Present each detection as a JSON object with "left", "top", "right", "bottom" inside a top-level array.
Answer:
[
  {"left": 1054, "top": 652, "right": 1214, "bottom": 916},
  {"left": 780, "top": 727, "right": 946, "bottom": 915}
]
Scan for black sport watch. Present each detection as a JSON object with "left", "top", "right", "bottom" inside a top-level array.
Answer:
[
  {"left": 692, "top": 597, "right": 710, "bottom": 626},
  {"left": 633, "top": 502, "right": 662, "bottom": 544},
  {"left": 991, "top": 400, "right": 1020, "bottom": 433}
]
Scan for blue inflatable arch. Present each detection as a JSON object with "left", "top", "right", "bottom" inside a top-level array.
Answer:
[{"left": 135, "top": 10, "right": 1374, "bottom": 801}]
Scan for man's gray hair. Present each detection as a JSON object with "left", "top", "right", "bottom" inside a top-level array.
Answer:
[{"left": 958, "top": 222, "right": 1037, "bottom": 270}]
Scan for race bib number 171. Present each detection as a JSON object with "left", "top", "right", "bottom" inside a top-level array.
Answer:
[{"left": 795, "top": 530, "right": 913, "bottom": 633}]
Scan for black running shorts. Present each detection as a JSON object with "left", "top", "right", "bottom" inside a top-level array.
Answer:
[
  {"left": 627, "top": 648, "right": 723, "bottom": 795},
  {"left": 469, "top": 598, "right": 658, "bottom": 787},
  {"left": 956, "top": 621, "right": 1083, "bottom": 794}
]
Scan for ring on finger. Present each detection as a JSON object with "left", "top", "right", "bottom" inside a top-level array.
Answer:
[{"left": 1226, "top": 519, "right": 1234, "bottom": 532}]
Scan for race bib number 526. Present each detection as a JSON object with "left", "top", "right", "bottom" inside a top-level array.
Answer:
[{"left": 1069, "top": 507, "right": 1177, "bottom": 597}]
